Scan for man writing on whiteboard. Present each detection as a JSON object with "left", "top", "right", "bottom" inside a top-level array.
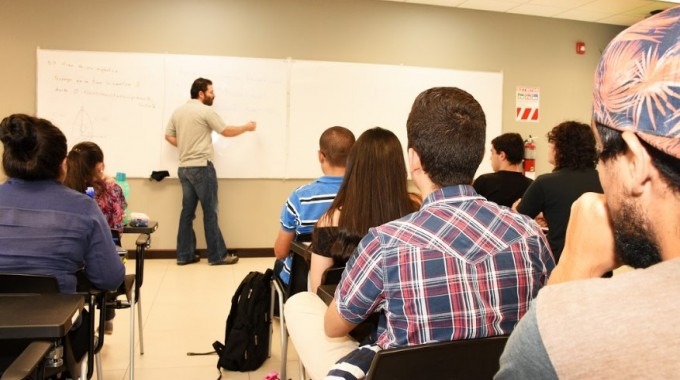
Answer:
[{"left": 165, "top": 77, "right": 256, "bottom": 266}]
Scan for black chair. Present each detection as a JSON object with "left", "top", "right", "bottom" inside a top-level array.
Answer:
[
  {"left": 365, "top": 335, "right": 509, "bottom": 380},
  {"left": 77, "top": 268, "right": 136, "bottom": 380},
  {"left": 320, "top": 266, "right": 345, "bottom": 287},
  {"left": 269, "top": 234, "right": 312, "bottom": 380},
  {"left": 121, "top": 222, "right": 158, "bottom": 359},
  {"left": 0, "top": 273, "right": 106, "bottom": 380}
]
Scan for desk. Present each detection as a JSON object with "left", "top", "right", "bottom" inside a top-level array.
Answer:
[
  {"left": 123, "top": 221, "right": 157, "bottom": 301},
  {"left": 0, "top": 294, "right": 83, "bottom": 339},
  {"left": 122, "top": 221, "right": 157, "bottom": 360},
  {"left": 317, "top": 284, "right": 336, "bottom": 306},
  {"left": 290, "top": 240, "right": 311, "bottom": 266}
]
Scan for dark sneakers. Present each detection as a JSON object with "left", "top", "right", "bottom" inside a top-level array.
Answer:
[
  {"left": 209, "top": 254, "right": 239, "bottom": 266},
  {"left": 177, "top": 254, "right": 201, "bottom": 266}
]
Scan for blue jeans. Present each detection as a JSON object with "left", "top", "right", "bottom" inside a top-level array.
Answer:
[{"left": 177, "top": 162, "right": 227, "bottom": 263}]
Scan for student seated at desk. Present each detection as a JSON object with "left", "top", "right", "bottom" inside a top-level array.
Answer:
[
  {"left": 0, "top": 114, "right": 125, "bottom": 360},
  {"left": 273, "top": 126, "right": 355, "bottom": 286},
  {"left": 64, "top": 141, "right": 128, "bottom": 233},
  {"left": 473, "top": 132, "right": 532, "bottom": 208},
  {"left": 514, "top": 121, "right": 603, "bottom": 263},
  {"left": 309, "top": 127, "right": 420, "bottom": 294},
  {"left": 284, "top": 88, "right": 554, "bottom": 380},
  {"left": 64, "top": 141, "right": 128, "bottom": 335}
]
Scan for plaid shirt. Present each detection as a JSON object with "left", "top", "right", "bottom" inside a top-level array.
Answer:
[{"left": 335, "top": 185, "right": 554, "bottom": 350}]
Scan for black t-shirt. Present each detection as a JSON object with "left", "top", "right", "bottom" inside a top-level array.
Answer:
[
  {"left": 516, "top": 168, "right": 603, "bottom": 262},
  {"left": 473, "top": 170, "right": 534, "bottom": 208}
]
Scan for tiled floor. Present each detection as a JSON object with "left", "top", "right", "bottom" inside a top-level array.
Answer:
[
  {"left": 96, "top": 257, "right": 303, "bottom": 380},
  {"left": 94, "top": 257, "right": 635, "bottom": 380}
]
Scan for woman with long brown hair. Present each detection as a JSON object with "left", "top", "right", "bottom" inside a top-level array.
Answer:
[
  {"left": 64, "top": 141, "right": 128, "bottom": 233},
  {"left": 64, "top": 141, "right": 128, "bottom": 334},
  {"left": 309, "top": 127, "right": 420, "bottom": 292}
]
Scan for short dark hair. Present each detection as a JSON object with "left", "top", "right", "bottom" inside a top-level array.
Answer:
[
  {"left": 319, "top": 126, "right": 355, "bottom": 167},
  {"left": 548, "top": 121, "right": 597, "bottom": 170},
  {"left": 0, "top": 114, "right": 67, "bottom": 180},
  {"left": 595, "top": 122, "right": 680, "bottom": 193},
  {"left": 190, "top": 78, "right": 212, "bottom": 99},
  {"left": 406, "top": 87, "right": 486, "bottom": 186},
  {"left": 491, "top": 133, "right": 525, "bottom": 164}
]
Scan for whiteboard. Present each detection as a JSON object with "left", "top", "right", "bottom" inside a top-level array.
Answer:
[
  {"left": 160, "top": 54, "right": 289, "bottom": 178},
  {"left": 37, "top": 49, "right": 502, "bottom": 178},
  {"left": 288, "top": 60, "right": 502, "bottom": 178},
  {"left": 37, "top": 50, "right": 166, "bottom": 177}
]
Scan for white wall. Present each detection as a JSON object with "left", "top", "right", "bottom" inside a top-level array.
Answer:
[{"left": 0, "top": 0, "right": 623, "bottom": 249}]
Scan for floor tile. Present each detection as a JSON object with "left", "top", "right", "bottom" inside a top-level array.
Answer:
[{"left": 98, "top": 258, "right": 303, "bottom": 380}]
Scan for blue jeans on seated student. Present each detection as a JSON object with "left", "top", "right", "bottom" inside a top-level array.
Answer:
[{"left": 177, "top": 162, "right": 227, "bottom": 264}]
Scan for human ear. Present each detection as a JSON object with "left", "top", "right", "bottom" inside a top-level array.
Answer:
[
  {"left": 620, "top": 131, "right": 652, "bottom": 197},
  {"left": 59, "top": 158, "right": 67, "bottom": 183},
  {"left": 408, "top": 148, "right": 422, "bottom": 173},
  {"left": 498, "top": 151, "right": 507, "bottom": 162}
]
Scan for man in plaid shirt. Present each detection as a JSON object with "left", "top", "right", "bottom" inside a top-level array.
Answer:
[{"left": 285, "top": 87, "right": 555, "bottom": 380}]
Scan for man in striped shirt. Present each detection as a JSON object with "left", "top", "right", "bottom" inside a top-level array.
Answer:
[
  {"left": 285, "top": 87, "right": 555, "bottom": 380},
  {"left": 273, "top": 126, "right": 355, "bottom": 285}
]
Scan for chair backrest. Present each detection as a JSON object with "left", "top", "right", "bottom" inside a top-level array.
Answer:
[
  {"left": 285, "top": 233, "right": 312, "bottom": 296},
  {"left": 321, "top": 266, "right": 345, "bottom": 286},
  {"left": 365, "top": 335, "right": 509, "bottom": 380},
  {"left": 0, "top": 273, "right": 60, "bottom": 294},
  {"left": 295, "top": 233, "right": 312, "bottom": 244},
  {"left": 287, "top": 246, "right": 310, "bottom": 297},
  {"left": 111, "top": 229, "right": 122, "bottom": 247}
]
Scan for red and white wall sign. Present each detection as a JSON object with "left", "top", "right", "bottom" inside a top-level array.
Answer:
[{"left": 516, "top": 86, "right": 540, "bottom": 122}]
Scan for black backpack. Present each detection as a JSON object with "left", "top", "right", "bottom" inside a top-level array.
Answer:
[{"left": 213, "top": 269, "right": 273, "bottom": 374}]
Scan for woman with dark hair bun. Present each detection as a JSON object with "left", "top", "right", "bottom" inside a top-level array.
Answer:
[
  {"left": 0, "top": 113, "right": 124, "bottom": 292},
  {"left": 0, "top": 114, "right": 125, "bottom": 361},
  {"left": 514, "top": 121, "right": 603, "bottom": 262}
]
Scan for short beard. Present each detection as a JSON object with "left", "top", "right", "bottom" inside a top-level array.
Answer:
[{"left": 611, "top": 201, "right": 662, "bottom": 269}]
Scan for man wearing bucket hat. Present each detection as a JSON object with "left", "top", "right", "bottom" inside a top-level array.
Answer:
[{"left": 496, "top": 7, "right": 680, "bottom": 378}]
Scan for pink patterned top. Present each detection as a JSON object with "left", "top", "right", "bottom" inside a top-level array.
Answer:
[{"left": 95, "top": 181, "right": 127, "bottom": 232}]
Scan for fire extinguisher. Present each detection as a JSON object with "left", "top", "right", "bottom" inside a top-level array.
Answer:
[{"left": 524, "top": 135, "right": 536, "bottom": 180}]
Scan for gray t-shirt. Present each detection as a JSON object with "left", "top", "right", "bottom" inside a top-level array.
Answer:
[
  {"left": 166, "top": 99, "right": 226, "bottom": 167},
  {"left": 497, "top": 259, "right": 680, "bottom": 378},
  {"left": 495, "top": 303, "right": 557, "bottom": 379}
]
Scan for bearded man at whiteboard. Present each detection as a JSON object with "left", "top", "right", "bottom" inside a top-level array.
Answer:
[{"left": 165, "top": 77, "right": 256, "bottom": 266}]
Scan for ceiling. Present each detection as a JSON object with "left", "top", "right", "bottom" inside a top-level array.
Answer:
[{"left": 379, "top": 0, "right": 679, "bottom": 26}]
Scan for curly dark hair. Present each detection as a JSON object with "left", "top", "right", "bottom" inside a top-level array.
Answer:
[{"left": 548, "top": 121, "right": 597, "bottom": 170}]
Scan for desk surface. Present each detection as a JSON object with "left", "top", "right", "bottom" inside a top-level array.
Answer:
[
  {"left": 290, "top": 240, "right": 311, "bottom": 265},
  {"left": 123, "top": 220, "right": 158, "bottom": 234},
  {"left": 0, "top": 294, "right": 83, "bottom": 339}
]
